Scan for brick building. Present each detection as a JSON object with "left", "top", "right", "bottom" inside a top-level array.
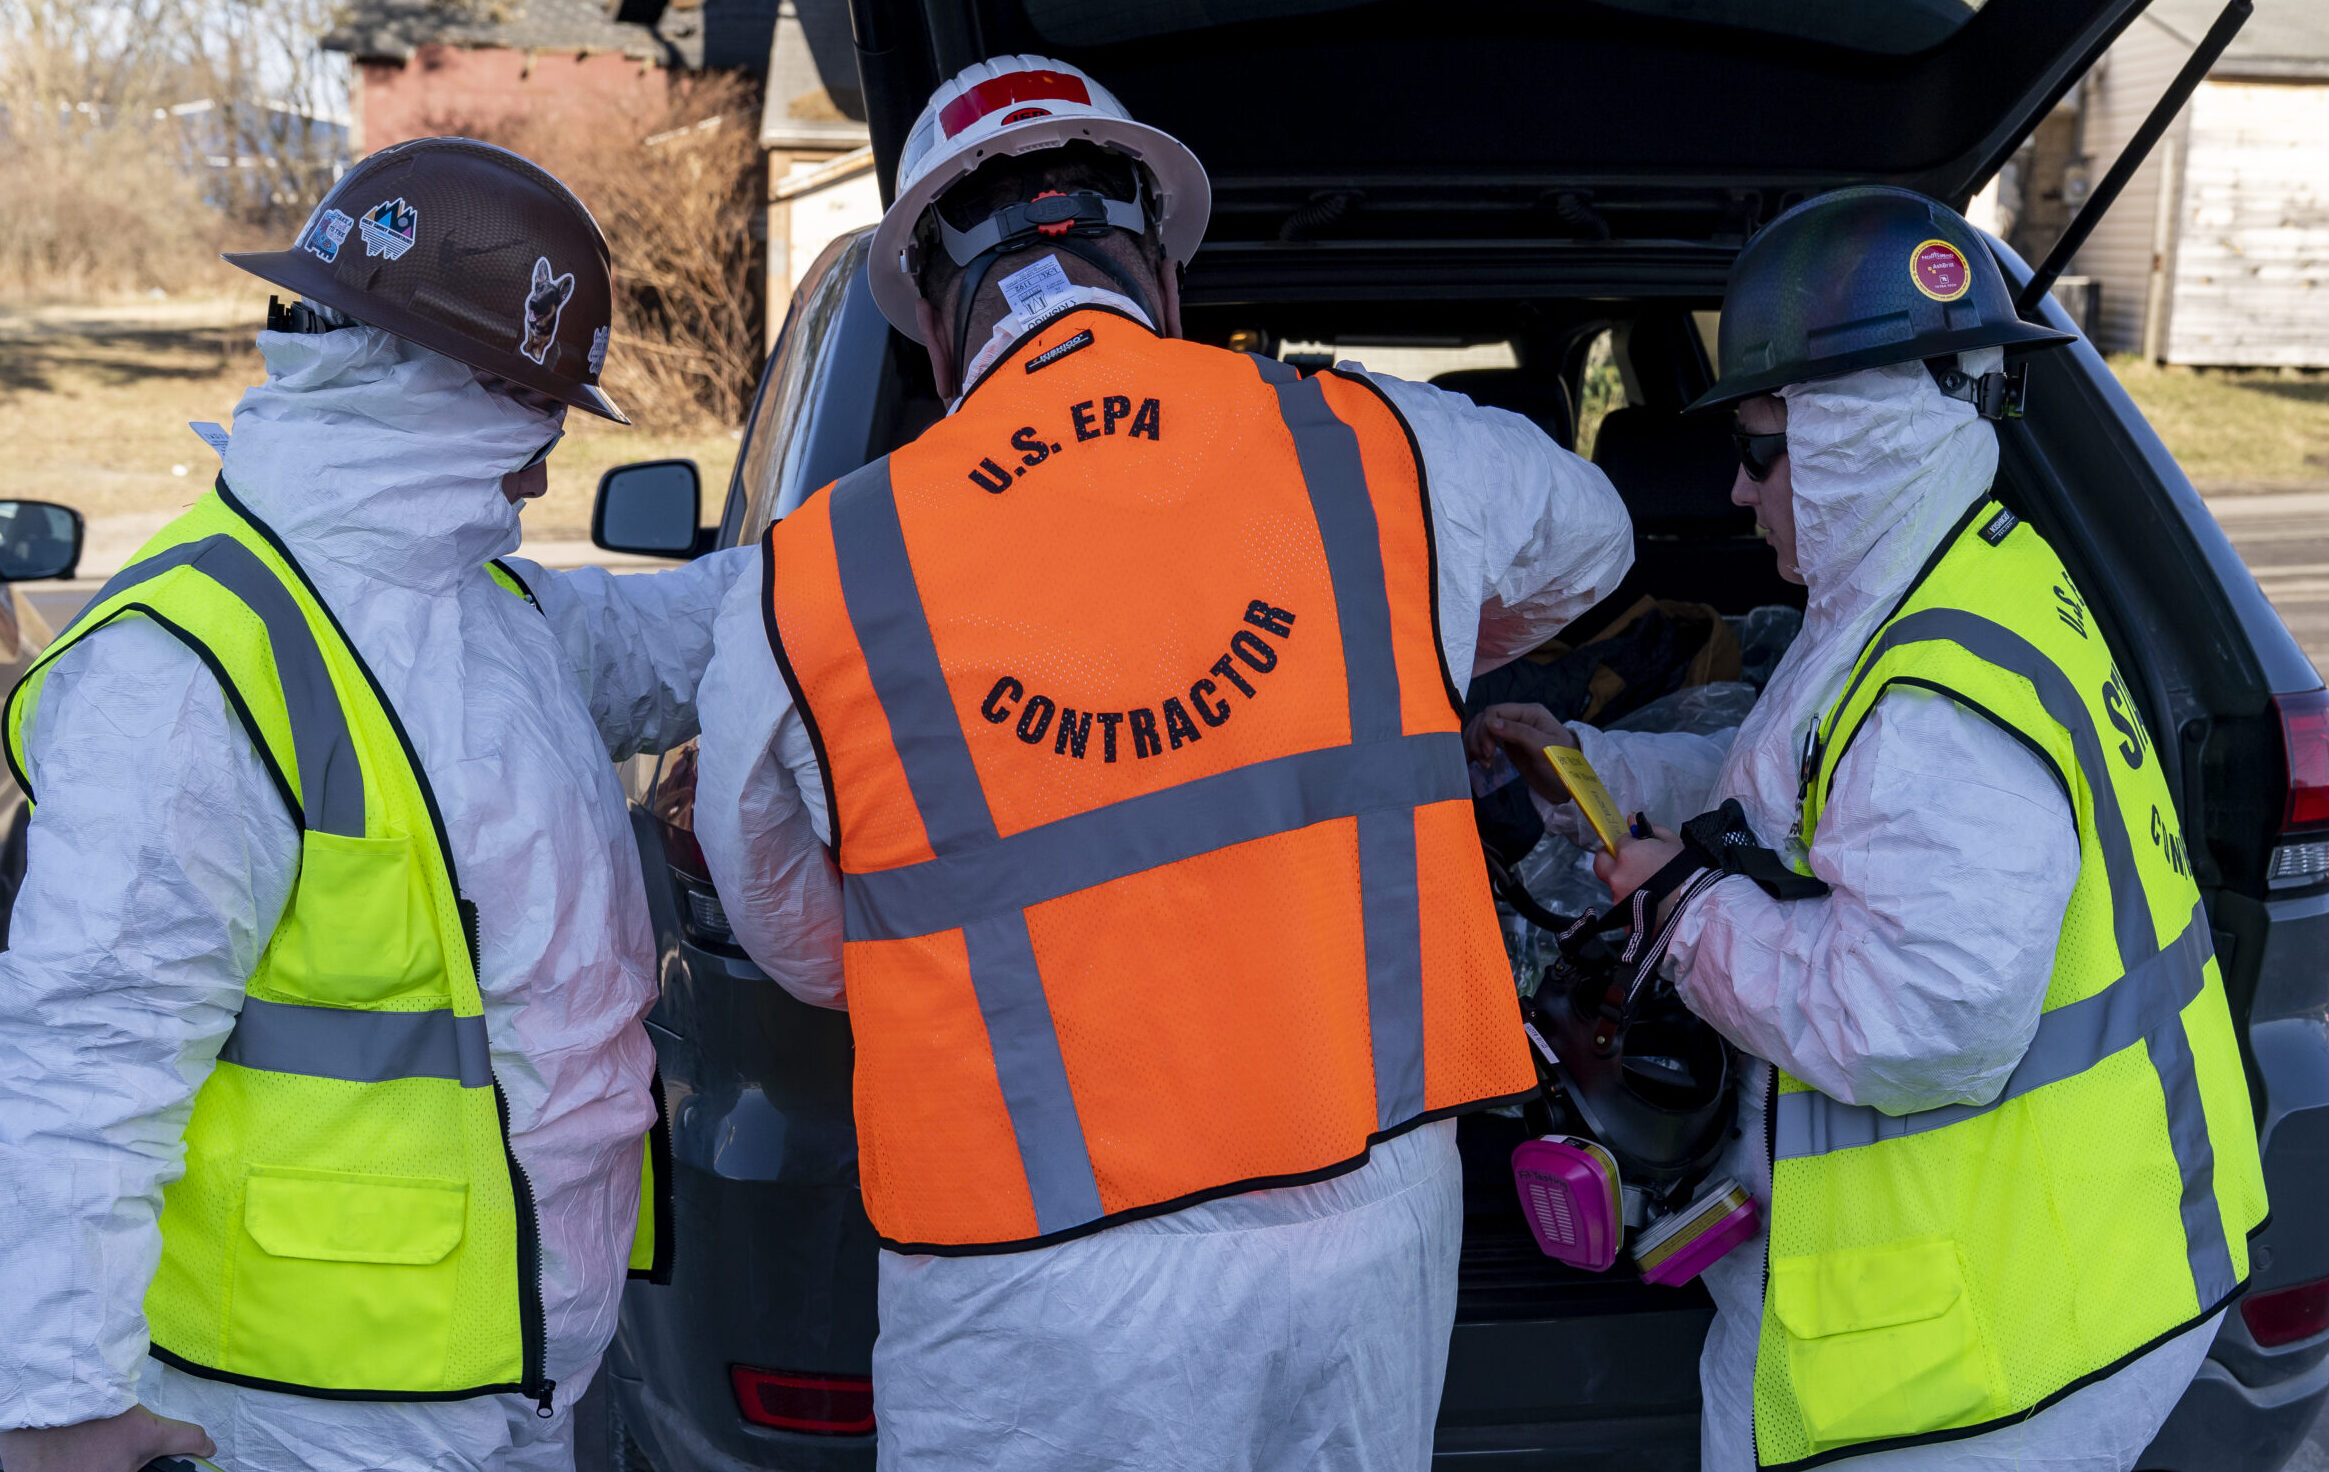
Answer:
[{"left": 323, "top": 0, "right": 783, "bottom": 155}]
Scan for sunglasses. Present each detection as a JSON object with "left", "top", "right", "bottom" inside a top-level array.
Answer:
[{"left": 1733, "top": 428, "right": 1788, "bottom": 483}]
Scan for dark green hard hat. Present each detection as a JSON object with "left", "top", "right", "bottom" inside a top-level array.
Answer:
[{"left": 1689, "top": 185, "right": 2073, "bottom": 414}]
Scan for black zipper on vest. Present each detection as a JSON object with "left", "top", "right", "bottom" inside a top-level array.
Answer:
[
  {"left": 214, "top": 483, "right": 553, "bottom": 1411},
  {"left": 496, "top": 1081, "right": 554, "bottom": 1415}
]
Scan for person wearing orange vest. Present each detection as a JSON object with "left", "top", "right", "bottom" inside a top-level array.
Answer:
[{"left": 693, "top": 55, "right": 1632, "bottom": 1469}]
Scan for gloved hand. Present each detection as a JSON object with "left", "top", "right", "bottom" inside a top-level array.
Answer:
[
  {"left": 1594, "top": 823, "right": 1687, "bottom": 919},
  {"left": 1466, "top": 702, "right": 1578, "bottom": 805},
  {"left": 0, "top": 1405, "right": 213, "bottom": 1472}
]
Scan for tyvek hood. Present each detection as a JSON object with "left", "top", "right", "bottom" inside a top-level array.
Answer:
[
  {"left": 1713, "top": 352, "right": 2000, "bottom": 857},
  {"left": 221, "top": 327, "right": 561, "bottom": 593}
]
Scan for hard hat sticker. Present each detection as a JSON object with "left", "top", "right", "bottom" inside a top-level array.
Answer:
[
  {"left": 301, "top": 208, "right": 354, "bottom": 264},
  {"left": 588, "top": 325, "right": 609, "bottom": 376},
  {"left": 1911, "top": 238, "right": 1971, "bottom": 302},
  {"left": 358, "top": 198, "right": 418, "bottom": 261},
  {"left": 1000, "top": 106, "right": 1052, "bottom": 125},
  {"left": 521, "top": 257, "right": 577, "bottom": 365}
]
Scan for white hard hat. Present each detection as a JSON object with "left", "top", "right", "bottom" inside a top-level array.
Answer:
[{"left": 868, "top": 54, "right": 1212, "bottom": 341}]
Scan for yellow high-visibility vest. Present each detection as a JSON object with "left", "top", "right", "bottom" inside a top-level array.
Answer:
[
  {"left": 1753, "top": 497, "right": 2267, "bottom": 1467},
  {"left": 4, "top": 486, "right": 664, "bottom": 1404}
]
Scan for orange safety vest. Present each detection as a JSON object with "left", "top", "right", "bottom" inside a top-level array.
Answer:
[{"left": 765, "top": 307, "right": 1533, "bottom": 1253}]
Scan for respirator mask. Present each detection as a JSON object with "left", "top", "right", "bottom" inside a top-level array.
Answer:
[{"left": 1486, "top": 800, "right": 1829, "bottom": 1284}]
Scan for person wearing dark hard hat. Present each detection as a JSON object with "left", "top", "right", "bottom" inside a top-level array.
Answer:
[
  {"left": 688, "top": 54, "right": 1633, "bottom": 1470},
  {"left": 0, "top": 138, "right": 749, "bottom": 1472},
  {"left": 1478, "top": 186, "right": 2267, "bottom": 1471}
]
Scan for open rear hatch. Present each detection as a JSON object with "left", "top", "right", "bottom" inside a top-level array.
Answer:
[{"left": 839, "top": 0, "right": 2160, "bottom": 297}]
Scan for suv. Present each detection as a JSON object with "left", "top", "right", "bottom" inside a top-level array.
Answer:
[{"left": 595, "top": 2, "right": 2329, "bottom": 1467}]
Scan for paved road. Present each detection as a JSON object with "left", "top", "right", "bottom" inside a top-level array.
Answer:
[
  {"left": 2209, "top": 487, "right": 2329, "bottom": 674},
  {"left": 17, "top": 538, "right": 677, "bottom": 640}
]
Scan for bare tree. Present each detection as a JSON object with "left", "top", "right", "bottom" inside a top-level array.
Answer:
[
  {"left": 170, "top": 0, "right": 348, "bottom": 230},
  {"left": 0, "top": 0, "right": 215, "bottom": 295}
]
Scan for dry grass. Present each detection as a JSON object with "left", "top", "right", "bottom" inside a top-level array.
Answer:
[
  {"left": 445, "top": 76, "right": 768, "bottom": 435},
  {"left": 0, "top": 296, "right": 737, "bottom": 572},
  {"left": 2109, "top": 356, "right": 2329, "bottom": 488}
]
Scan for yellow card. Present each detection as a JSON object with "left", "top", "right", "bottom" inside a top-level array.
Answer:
[{"left": 1546, "top": 745, "right": 1628, "bottom": 852}]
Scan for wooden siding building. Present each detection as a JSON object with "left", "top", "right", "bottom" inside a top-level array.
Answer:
[{"left": 2011, "top": 0, "right": 2329, "bottom": 365}]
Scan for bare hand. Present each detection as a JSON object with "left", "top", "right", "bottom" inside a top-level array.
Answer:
[
  {"left": 0, "top": 1405, "right": 213, "bottom": 1472},
  {"left": 1465, "top": 703, "right": 1579, "bottom": 806},
  {"left": 1593, "top": 824, "right": 1688, "bottom": 924}
]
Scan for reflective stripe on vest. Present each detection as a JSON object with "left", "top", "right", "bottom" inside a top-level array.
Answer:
[
  {"left": 62, "top": 533, "right": 365, "bottom": 836},
  {"left": 765, "top": 308, "right": 1531, "bottom": 1252},
  {"left": 1750, "top": 499, "right": 2267, "bottom": 1468}
]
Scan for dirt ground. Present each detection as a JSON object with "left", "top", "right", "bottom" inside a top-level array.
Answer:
[
  {"left": 2108, "top": 355, "right": 2329, "bottom": 487},
  {"left": 0, "top": 295, "right": 740, "bottom": 573}
]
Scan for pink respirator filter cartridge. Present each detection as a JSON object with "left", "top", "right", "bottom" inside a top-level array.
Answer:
[
  {"left": 1632, "top": 1177, "right": 1760, "bottom": 1287},
  {"left": 1510, "top": 1135, "right": 1622, "bottom": 1272}
]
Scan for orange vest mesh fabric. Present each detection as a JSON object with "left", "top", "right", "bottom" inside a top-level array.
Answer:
[{"left": 764, "top": 308, "right": 1530, "bottom": 1252}]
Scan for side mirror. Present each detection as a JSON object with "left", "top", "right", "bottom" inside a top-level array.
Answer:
[
  {"left": 0, "top": 500, "right": 83, "bottom": 581},
  {"left": 592, "top": 459, "right": 703, "bottom": 559}
]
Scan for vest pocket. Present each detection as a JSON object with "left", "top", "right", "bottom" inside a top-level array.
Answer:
[
  {"left": 1771, "top": 1238, "right": 1996, "bottom": 1450},
  {"left": 227, "top": 1166, "right": 467, "bottom": 1390},
  {"left": 267, "top": 831, "right": 447, "bottom": 1006}
]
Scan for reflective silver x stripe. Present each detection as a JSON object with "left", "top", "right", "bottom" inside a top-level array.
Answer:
[
  {"left": 1266, "top": 368, "right": 1428, "bottom": 1129},
  {"left": 842, "top": 732, "right": 1467, "bottom": 941},
  {"left": 1783, "top": 606, "right": 2237, "bottom": 1306},
  {"left": 1776, "top": 902, "right": 2209, "bottom": 1155},
  {"left": 830, "top": 459, "right": 1103, "bottom": 1236},
  {"left": 218, "top": 997, "right": 491, "bottom": 1087},
  {"left": 68, "top": 535, "right": 365, "bottom": 836}
]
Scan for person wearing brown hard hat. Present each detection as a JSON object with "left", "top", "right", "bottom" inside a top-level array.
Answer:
[{"left": 0, "top": 137, "right": 748, "bottom": 1472}]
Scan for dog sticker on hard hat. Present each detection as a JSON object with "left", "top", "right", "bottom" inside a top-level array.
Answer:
[
  {"left": 521, "top": 257, "right": 577, "bottom": 365},
  {"left": 978, "top": 600, "right": 1297, "bottom": 762}
]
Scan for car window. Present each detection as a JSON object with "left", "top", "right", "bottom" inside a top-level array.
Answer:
[
  {"left": 1574, "top": 330, "right": 1629, "bottom": 459},
  {"left": 732, "top": 230, "right": 872, "bottom": 543},
  {"left": 1277, "top": 339, "right": 1517, "bottom": 381}
]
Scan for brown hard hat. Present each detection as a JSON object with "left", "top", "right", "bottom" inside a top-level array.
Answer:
[{"left": 227, "top": 137, "right": 626, "bottom": 423}]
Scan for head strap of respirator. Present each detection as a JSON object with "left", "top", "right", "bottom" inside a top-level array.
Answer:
[
  {"left": 929, "top": 172, "right": 1160, "bottom": 373},
  {"left": 1926, "top": 357, "right": 2029, "bottom": 421}
]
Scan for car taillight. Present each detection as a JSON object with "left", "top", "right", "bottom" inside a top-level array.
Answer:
[
  {"left": 2271, "top": 691, "right": 2329, "bottom": 888},
  {"left": 2241, "top": 1276, "right": 2329, "bottom": 1348},
  {"left": 729, "top": 1365, "right": 875, "bottom": 1435}
]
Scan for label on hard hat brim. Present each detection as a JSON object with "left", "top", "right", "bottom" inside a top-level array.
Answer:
[
  {"left": 1001, "top": 106, "right": 1052, "bottom": 125},
  {"left": 358, "top": 198, "right": 418, "bottom": 261},
  {"left": 1911, "top": 238, "right": 1971, "bottom": 302},
  {"left": 301, "top": 208, "right": 354, "bottom": 264}
]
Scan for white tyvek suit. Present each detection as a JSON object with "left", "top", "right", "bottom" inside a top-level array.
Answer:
[
  {"left": 0, "top": 326, "right": 749, "bottom": 1470},
  {"left": 1542, "top": 357, "right": 2219, "bottom": 1472},
  {"left": 693, "top": 353, "right": 1634, "bottom": 1470}
]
